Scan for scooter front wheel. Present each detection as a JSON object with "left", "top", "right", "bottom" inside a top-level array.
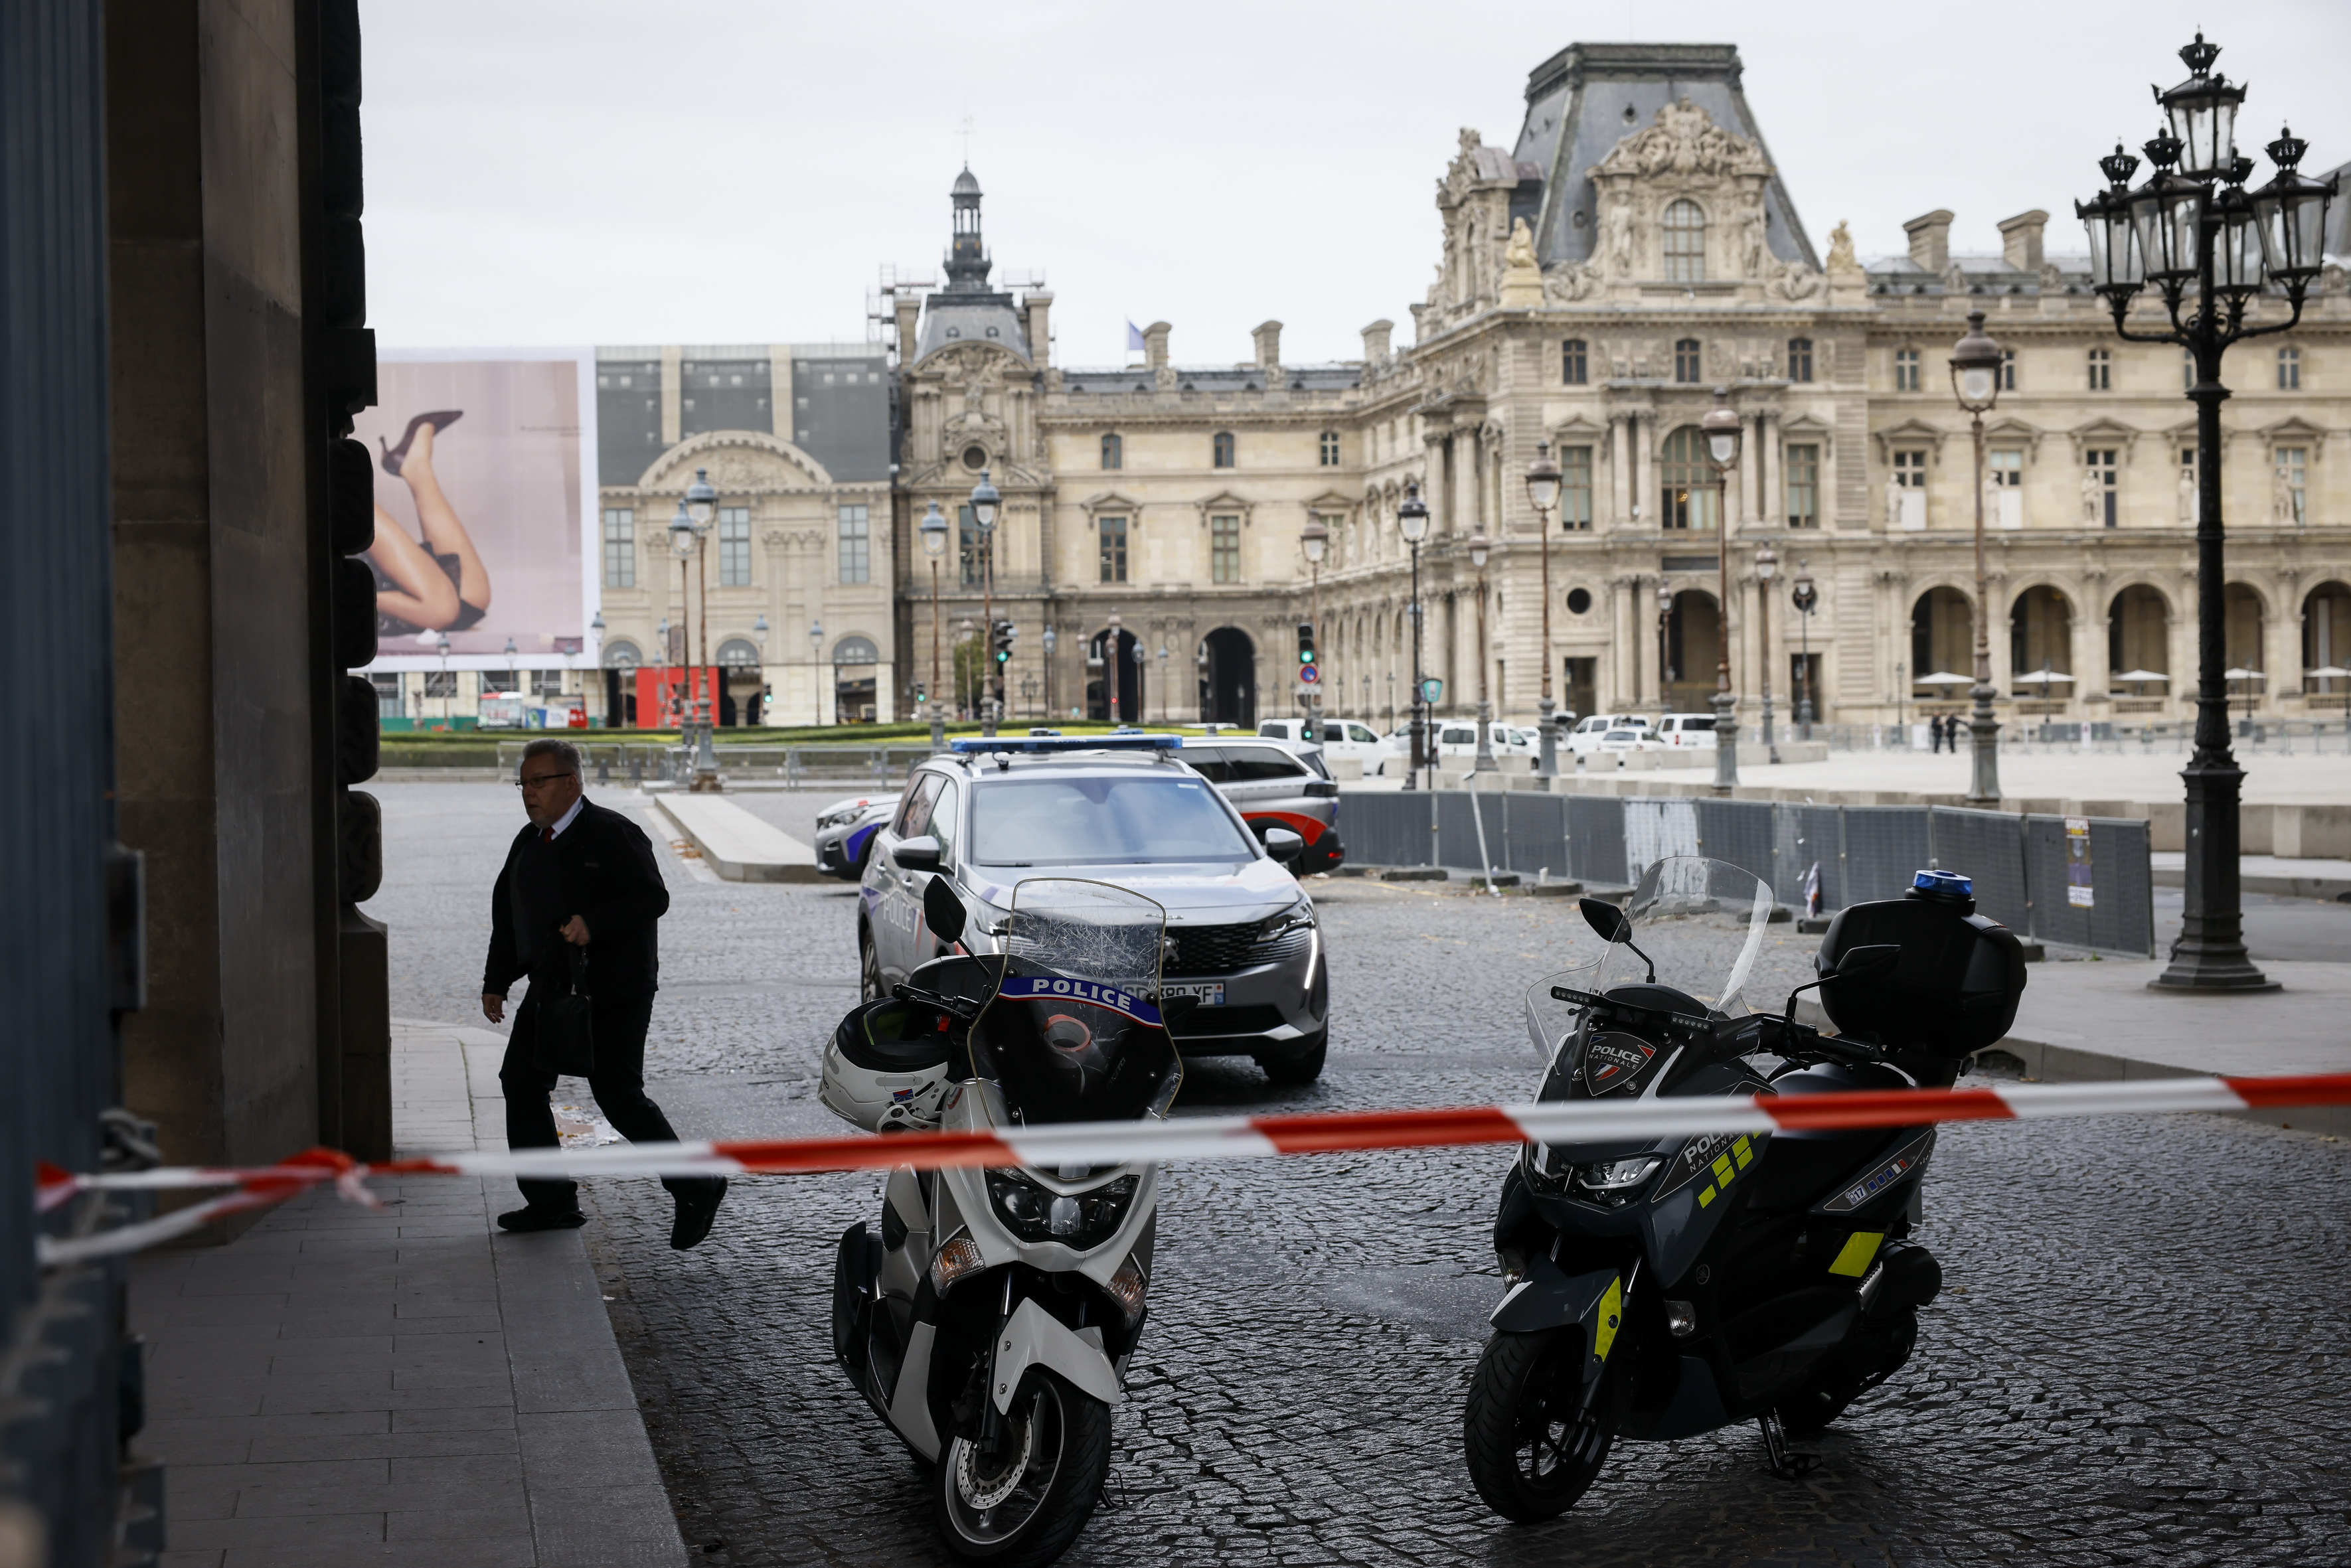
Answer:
[
  {"left": 1463, "top": 1327, "right": 1619, "bottom": 1524},
  {"left": 934, "top": 1369, "right": 1111, "bottom": 1565}
]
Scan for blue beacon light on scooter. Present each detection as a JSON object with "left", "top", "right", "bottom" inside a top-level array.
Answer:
[{"left": 1911, "top": 870, "right": 1973, "bottom": 898}]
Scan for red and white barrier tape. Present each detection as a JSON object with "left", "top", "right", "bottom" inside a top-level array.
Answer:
[{"left": 38, "top": 1071, "right": 2351, "bottom": 1265}]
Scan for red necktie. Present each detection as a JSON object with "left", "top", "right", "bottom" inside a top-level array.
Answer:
[{"left": 542, "top": 826, "right": 554, "bottom": 844}]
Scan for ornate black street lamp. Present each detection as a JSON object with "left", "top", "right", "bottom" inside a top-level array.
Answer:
[
  {"left": 1753, "top": 543, "right": 1779, "bottom": 765},
  {"left": 969, "top": 470, "right": 1001, "bottom": 736},
  {"left": 920, "top": 501, "right": 948, "bottom": 751},
  {"left": 2075, "top": 32, "right": 2335, "bottom": 992},
  {"left": 1525, "top": 441, "right": 1563, "bottom": 780},
  {"left": 1469, "top": 529, "right": 1495, "bottom": 771},
  {"left": 1791, "top": 562, "right": 1817, "bottom": 740},
  {"left": 1397, "top": 479, "right": 1431, "bottom": 791},
  {"left": 1701, "top": 390, "right": 1743, "bottom": 795},
  {"left": 1950, "top": 309, "right": 2006, "bottom": 804}
]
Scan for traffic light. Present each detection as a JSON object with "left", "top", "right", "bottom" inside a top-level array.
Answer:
[
  {"left": 1296, "top": 619, "right": 1316, "bottom": 669},
  {"left": 992, "top": 619, "right": 1016, "bottom": 666}
]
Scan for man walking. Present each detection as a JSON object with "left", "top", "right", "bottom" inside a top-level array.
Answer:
[{"left": 481, "top": 738, "right": 725, "bottom": 1248}]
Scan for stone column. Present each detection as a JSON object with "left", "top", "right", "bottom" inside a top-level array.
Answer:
[
  {"left": 1613, "top": 577, "right": 1638, "bottom": 707},
  {"left": 1609, "top": 413, "right": 1632, "bottom": 530},
  {"left": 1759, "top": 413, "right": 1780, "bottom": 532}
]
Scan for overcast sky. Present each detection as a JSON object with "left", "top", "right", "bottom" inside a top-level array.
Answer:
[{"left": 361, "top": 0, "right": 2350, "bottom": 368}]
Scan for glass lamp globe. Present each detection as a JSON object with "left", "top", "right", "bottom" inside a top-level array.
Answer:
[
  {"left": 969, "top": 471, "right": 1001, "bottom": 532},
  {"left": 1397, "top": 479, "right": 1429, "bottom": 544},
  {"left": 1524, "top": 442, "right": 1562, "bottom": 514},
  {"left": 684, "top": 467, "right": 718, "bottom": 527},
  {"left": 920, "top": 500, "right": 948, "bottom": 560},
  {"left": 1467, "top": 530, "right": 1490, "bottom": 571},
  {"left": 669, "top": 501, "right": 697, "bottom": 560}
]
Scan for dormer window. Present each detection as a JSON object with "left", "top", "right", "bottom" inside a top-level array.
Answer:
[{"left": 1662, "top": 199, "right": 1706, "bottom": 283}]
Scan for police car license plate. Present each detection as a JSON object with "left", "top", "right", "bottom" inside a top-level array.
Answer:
[{"left": 1161, "top": 982, "right": 1226, "bottom": 1007}]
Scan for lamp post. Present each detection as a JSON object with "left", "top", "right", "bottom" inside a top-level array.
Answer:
[
  {"left": 668, "top": 497, "right": 714, "bottom": 785},
  {"left": 1301, "top": 514, "right": 1327, "bottom": 732},
  {"left": 1157, "top": 645, "right": 1169, "bottom": 724},
  {"left": 2075, "top": 33, "right": 2334, "bottom": 990},
  {"left": 1397, "top": 479, "right": 1431, "bottom": 791},
  {"left": 1525, "top": 442, "right": 1562, "bottom": 781},
  {"left": 809, "top": 619, "right": 823, "bottom": 728},
  {"left": 1469, "top": 529, "right": 1496, "bottom": 770},
  {"left": 435, "top": 631, "right": 451, "bottom": 728},
  {"left": 958, "top": 617, "right": 977, "bottom": 718},
  {"left": 1656, "top": 581, "right": 1672, "bottom": 714},
  {"left": 970, "top": 470, "right": 1001, "bottom": 736},
  {"left": 1131, "top": 636, "right": 1147, "bottom": 726},
  {"left": 685, "top": 469, "right": 720, "bottom": 786},
  {"left": 1020, "top": 672, "right": 1038, "bottom": 720},
  {"left": 920, "top": 501, "right": 948, "bottom": 750},
  {"left": 1105, "top": 611, "right": 1122, "bottom": 725},
  {"left": 1701, "top": 389, "right": 1743, "bottom": 794},
  {"left": 750, "top": 613, "right": 769, "bottom": 728},
  {"left": 1040, "top": 624, "right": 1058, "bottom": 726},
  {"left": 1753, "top": 544, "right": 1779, "bottom": 765},
  {"left": 1791, "top": 561, "right": 1818, "bottom": 740},
  {"left": 1950, "top": 309, "right": 2006, "bottom": 803}
]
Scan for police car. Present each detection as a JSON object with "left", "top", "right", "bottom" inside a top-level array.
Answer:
[
  {"left": 856, "top": 735, "right": 1331, "bottom": 1083},
  {"left": 813, "top": 795, "right": 896, "bottom": 882}
]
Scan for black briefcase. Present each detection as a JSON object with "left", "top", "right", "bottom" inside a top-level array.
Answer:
[{"left": 531, "top": 946, "right": 596, "bottom": 1077}]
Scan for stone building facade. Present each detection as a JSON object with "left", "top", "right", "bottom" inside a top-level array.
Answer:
[
  {"left": 590, "top": 343, "right": 899, "bottom": 726},
  {"left": 890, "top": 42, "right": 2351, "bottom": 736}
]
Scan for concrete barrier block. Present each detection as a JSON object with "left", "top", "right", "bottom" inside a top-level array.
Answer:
[
  {"left": 2239, "top": 803, "right": 2275, "bottom": 854},
  {"left": 1329, "top": 756, "right": 1364, "bottom": 781},
  {"left": 2144, "top": 800, "right": 2185, "bottom": 850}
]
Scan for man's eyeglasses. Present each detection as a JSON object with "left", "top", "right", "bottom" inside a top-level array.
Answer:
[{"left": 515, "top": 771, "right": 575, "bottom": 791}]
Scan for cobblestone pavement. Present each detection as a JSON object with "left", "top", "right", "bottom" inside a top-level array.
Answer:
[{"left": 366, "top": 783, "right": 2351, "bottom": 1568}]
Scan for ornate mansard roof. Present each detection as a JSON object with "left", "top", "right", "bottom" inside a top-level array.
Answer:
[{"left": 1509, "top": 43, "right": 1817, "bottom": 274}]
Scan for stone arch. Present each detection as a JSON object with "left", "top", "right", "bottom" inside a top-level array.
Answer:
[
  {"left": 2107, "top": 584, "right": 2173, "bottom": 692},
  {"left": 2008, "top": 584, "right": 2073, "bottom": 684},
  {"left": 637, "top": 428, "right": 833, "bottom": 492},
  {"left": 1665, "top": 588, "right": 1720, "bottom": 714},
  {"left": 2224, "top": 580, "right": 2267, "bottom": 680},
  {"left": 2301, "top": 580, "right": 2351, "bottom": 692},
  {"left": 1909, "top": 586, "right": 1974, "bottom": 690}
]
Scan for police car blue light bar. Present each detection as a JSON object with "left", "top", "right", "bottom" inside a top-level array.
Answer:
[{"left": 947, "top": 734, "right": 1185, "bottom": 754}]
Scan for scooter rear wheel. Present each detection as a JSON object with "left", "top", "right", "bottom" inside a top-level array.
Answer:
[
  {"left": 1464, "top": 1327, "right": 1619, "bottom": 1524},
  {"left": 934, "top": 1370, "right": 1111, "bottom": 1565}
]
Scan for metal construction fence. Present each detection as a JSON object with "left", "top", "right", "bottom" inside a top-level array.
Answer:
[
  {"left": 1340, "top": 790, "right": 2154, "bottom": 957},
  {"left": 497, "top": 740, "right": 930, "bottom": 789}
]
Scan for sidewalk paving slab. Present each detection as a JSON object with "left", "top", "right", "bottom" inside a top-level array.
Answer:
[
  {"left": 131, "top": 1019, "right": 687, "bottom": 1567},
  {"left": 1997, "top": 957, "right": 2351, "bottom": 1138},
  {"left": 653, "top": 793, "right": 821, "bottom": 882}
]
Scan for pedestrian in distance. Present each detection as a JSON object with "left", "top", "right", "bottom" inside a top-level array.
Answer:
[{"left": 481, "top": 738, "right": 726, "bottom": 1248}]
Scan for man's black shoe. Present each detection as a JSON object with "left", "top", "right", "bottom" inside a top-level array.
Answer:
[
  {"left": 670, "top": 1178, "right": 726, "bottom": 1251},
  {"left": 497, "top": 1206, "right": 586, "bottom": 1233}
]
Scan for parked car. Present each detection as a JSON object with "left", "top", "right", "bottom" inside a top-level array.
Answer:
[
  {"left": 1183, "top": 736, "right": 1344, "bottom": 876},
  {"left": 1587, "top": 726, "right": 1657, "bottom": 757},
  {"left": 813, "top": 794, "right": 898, "bottom": 881},
  {"left": 1257, "top": 716, "right": 1386, "bottom": 766},
  {"left": 1374, "top": 720, "right": 1534, "bottom": 772},
  {"left": 1655, "top": 712, "right": 1719, "bottom": 749},
  {"left": 857, "top": 737, "right": 1330, "bottom": 1081},
  {"left": 1567, "top": 713, "right": 1655, "bottom": 755}
]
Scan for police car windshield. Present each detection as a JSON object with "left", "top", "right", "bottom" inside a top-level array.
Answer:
[{"left": 970, "top": 775, "right": 1256, "bottom": 866}]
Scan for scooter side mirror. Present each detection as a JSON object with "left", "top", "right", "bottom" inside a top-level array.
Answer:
[
  {"left": 1580, "top": 898, "right": 1631, "bottom": 943},
  {"left": 1834, "top": 943, "right": 1901, "bottom": 984},
  {"left": 896, "top": 835, "right": 943, "bottom": 872},
  {"left": 922, "top": 874, "right": 967, "bottom": 948}
]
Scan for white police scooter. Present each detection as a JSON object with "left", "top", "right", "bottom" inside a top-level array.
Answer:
[{"left": 821, "top": 874, "right": 1180, "bottom": 1567}]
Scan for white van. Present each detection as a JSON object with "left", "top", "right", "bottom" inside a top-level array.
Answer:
[
  {"left": 1257, "top": 717, "right": 1385, "bottom": 765},
  {"left": 1655, "top": 713, "right": 1718, "bottom": 749},
  {"left": 1567, "top": 714, "right": 1655, "bottom": 755}
]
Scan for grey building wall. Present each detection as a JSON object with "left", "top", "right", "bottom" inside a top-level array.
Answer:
[
  {"left": 786, "top": 346, "right": 890, "bottom": 482},
  {"left": 680, "top": 349, "right": 774, "bottom": 442}
]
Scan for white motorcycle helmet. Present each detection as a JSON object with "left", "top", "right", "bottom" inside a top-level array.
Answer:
[{"left": 820, "top": 997, "right": 955, "bottom": 1133}]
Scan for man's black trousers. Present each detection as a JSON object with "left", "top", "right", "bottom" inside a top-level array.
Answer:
[{"left": 499, "top": 992, "right": 685, "bottom": 1213}]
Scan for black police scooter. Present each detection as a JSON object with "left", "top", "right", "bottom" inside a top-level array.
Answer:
[{"left": 1465, "top": 858, "right": 2026, "bottom": 1522}]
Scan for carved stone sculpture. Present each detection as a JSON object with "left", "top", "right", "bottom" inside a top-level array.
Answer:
[
  {"left": 1765, "top": 262, "right": 1824, "bottom": 301},
  {"left": 1826, "top": 220, "right": 1859, "bottom": 274},
  {"left": 1504, "top": 216, "right": 1538, "bottom": 272},
  {"left": 2081, "top": 471, "right": 2105, "bottom": 526},
  {"left": 1885, "top": 475, "right": 1904, "bottom": 530},
  {"left": 1542, "top": 264, "right": 1599, "bottom": 303},
  {"left": 2273, "top": 465, "right": 2298, "bottom": 524},
  {"left": 2178, "top": 467, "right": 2196, "bottom": 524}
]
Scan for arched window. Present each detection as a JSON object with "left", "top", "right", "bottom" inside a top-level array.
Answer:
[
  {"left": 1101, "top": 431, "right": 1123, "bottom": 469},
  {"left": 1319, "top": 431, "right": 1340, "bottom": 466},
  {"left": 1212, "top": 431, "right": 1236, "bottom": 469},
  {"left": 601, "top": 639, "right": 642, "bottom": 670},
  {"left": 1659, "top": 427, "right": 1719, "bottom": 531},
  {"left": 716, "top": 639, "right": 762, "bottom": 668},
  {"left": 1562, "top": 339, "right": 1588, "bottom": 384},
  {"left": 1662, "top": 199, "right": 1706, "bottom": 282},
  {"left": 1673, "top": 339, "right": 1701, "bottom": 384},
  {"left": 831, "top": 635, "right": 879, "bottom": 666}
]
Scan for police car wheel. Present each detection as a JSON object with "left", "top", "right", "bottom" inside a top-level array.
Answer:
[{"left": 859, "top": 929, "right": 883, "bottom": 1004}]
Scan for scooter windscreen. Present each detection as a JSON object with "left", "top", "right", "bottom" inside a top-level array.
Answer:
[
  {"left": 969, "top": 877, "right": 1183, "bottom": 1126},
  {"left": 1594, "top": 856, "right": 1775, "bottom": 1017}
]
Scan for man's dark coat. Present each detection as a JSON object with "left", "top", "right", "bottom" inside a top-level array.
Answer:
[{"left": 483, "top": 800, "right": 670, "bottom": 999}]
